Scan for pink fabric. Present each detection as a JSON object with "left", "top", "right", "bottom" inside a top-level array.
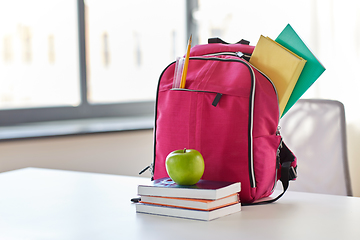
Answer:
[{"left": 154, "top": 43, "right": 281, "bottom": 203}]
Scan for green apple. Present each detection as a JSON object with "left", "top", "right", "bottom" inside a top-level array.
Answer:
[{"left": 165, "top": 148, "right": 205, "bottom": 185}]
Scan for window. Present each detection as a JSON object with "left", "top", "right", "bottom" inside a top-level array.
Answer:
[
  {"left": 2, "top": 0, "right": 359, "bottom": 129},
  {"left": 85, "top": 0, "right": 186, "bottom": 104},
  {"left": 0, "top": 0, "right": 80, "bottom": 112},
  {"left": 0, "top": 0, "right": 187, "bottom": 126}
]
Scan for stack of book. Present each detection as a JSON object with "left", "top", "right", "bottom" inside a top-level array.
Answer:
[{"left": 136, "top": 177, "right": 241, "bottom": 221}]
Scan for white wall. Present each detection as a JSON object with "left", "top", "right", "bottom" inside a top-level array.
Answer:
[
  {"left": 347, "top": 122, "right": 360, "bottom": 197},
  {"left": 0, "top": 130, "right": 154, "bottom": 179},
  {"left": 0, "top": 129, "right": 358, "bottom": 197}
]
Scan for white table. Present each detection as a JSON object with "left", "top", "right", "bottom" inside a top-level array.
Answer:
[{"left": 0, "top": 168, "right": 359, "bottom": 240}]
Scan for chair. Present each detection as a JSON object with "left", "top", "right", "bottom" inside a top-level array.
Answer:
[{"left": 277, "top": 99, "right": 352, "bottom": 196}]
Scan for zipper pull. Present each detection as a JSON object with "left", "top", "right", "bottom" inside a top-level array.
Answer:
[
  {"left": 236, "top": 51, "right": 251, "bottom": 61},
  {"left": 139, "top": 164, "right": 153, "bottom": 175},
  {"left": 212, "top": 93, "right": 222, "bottom": 107},
  {"left": 276, "top": 126, "right": 281, "bottom": 135},
  {"left": 276, "top": 148, "right": 281, "bottom": 169},
  {"left": 236, "top": 52, "right": 244, "bottom": 58}
]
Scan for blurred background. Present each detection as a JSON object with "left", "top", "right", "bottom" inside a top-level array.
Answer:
[{"left": 0, "top": 0, "right": 359, "bottom": 195}]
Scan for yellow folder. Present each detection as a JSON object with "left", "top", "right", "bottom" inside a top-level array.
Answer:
[{"left": 249, "top": 35, "right": 306, "bottom": 116}]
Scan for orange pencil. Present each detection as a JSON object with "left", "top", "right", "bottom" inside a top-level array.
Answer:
[{"left": 180, "top": 35, "right": 192, "bottom": 89}]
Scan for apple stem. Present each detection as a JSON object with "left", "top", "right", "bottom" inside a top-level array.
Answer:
[{"left": 183, "top": 148, "right": 186, "bottom": 153}]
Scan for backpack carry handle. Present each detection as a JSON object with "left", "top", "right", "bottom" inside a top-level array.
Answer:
[{"left": 208, "top": 37, "right": 250, "bottom": 45}]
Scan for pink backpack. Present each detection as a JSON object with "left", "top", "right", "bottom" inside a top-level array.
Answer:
[{"left": 151, "top": 39, "right": 297, "bottom": 204}]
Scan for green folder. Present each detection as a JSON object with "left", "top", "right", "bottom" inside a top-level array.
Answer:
[{"left": 275, "top": 24, "right": 326, "bottom": 117}]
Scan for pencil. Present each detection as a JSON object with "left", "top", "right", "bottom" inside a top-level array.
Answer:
[{"left": 180, "top": 35, "right": 192, "bottom": 89}]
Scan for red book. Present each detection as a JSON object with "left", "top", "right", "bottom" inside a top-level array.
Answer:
[{"left": 140, "top": 193, "right": 239, "bottom": 211}]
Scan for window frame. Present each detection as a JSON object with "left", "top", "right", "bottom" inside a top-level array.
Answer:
[
  {"left": 0, "top": 0, "right": 196, "bottom": 127},
  {"left": 0, "top": 0, "right": 155, "bottom": 127}
]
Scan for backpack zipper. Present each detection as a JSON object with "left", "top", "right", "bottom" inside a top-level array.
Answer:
[
  {"left": 203, "top": 51, "right": 251, "bottom": 59},
  {"left": 170, "top": 88, "right": 223, "bottom": 107}
]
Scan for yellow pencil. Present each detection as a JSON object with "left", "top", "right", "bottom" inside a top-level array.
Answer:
[{"left": 180, "top": 35, "right": 192, "bottom": 89}]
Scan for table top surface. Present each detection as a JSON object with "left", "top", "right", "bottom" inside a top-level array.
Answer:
[{"left": 0, "top": 168, "right": 359, "bottom": 240}]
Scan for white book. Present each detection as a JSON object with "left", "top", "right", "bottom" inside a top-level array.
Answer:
[{"left": 136, "top": 202, "right": 241, "bottom": 221}]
